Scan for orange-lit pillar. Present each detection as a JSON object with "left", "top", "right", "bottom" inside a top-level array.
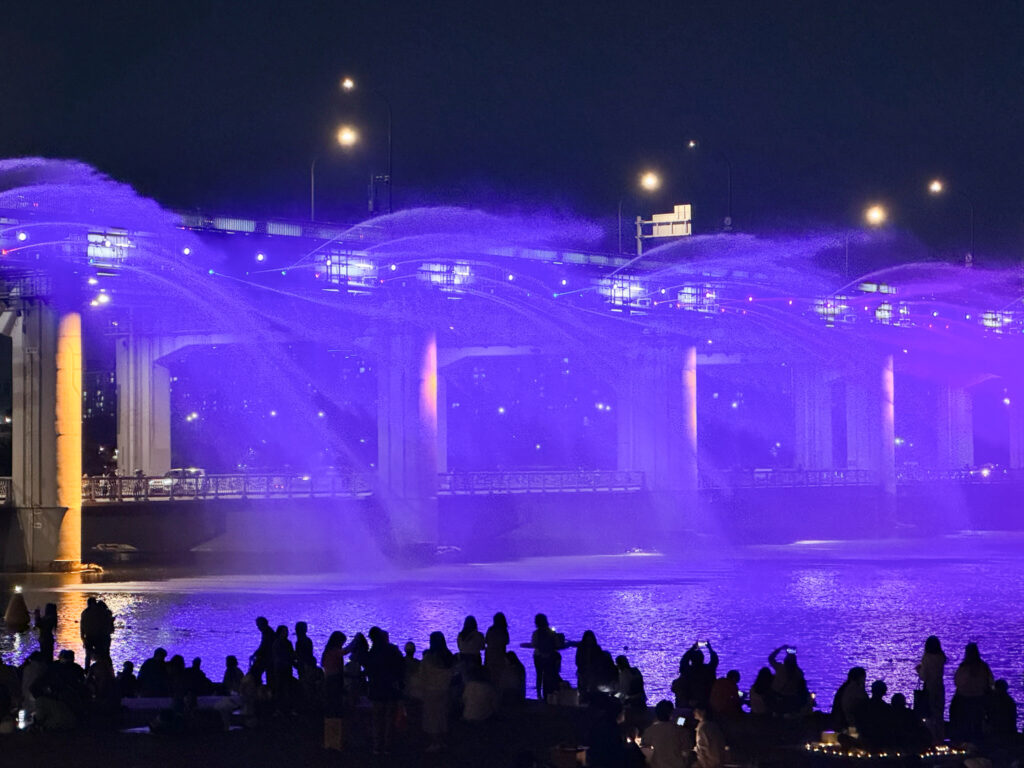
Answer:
[
  {"left": 54, "top": 312, "right": 82, "bottom": 565},
  {"left": 376, "top": 329, "right": 439, "bottom": 549}
]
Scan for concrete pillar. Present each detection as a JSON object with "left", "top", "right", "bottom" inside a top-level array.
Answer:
[
  {"left": 615, "top": 344, "right": 698, "bottom": 493},
  {"left": 934, "top": 383, "right": 974, "bottom": 470},
  {"left": 377, "top": 330, "right": 439, "bottom": 548},
  {"left": 844, "top": 354, "right": 895, "bottom": 493},
  {"left": 8, "top": 300, "right": 69, "bottom": 570},
  {"left": 116, "top": 336, "right": 172, "bottom": 476},
  {"left": 793, "top": 366, "right": 834, "bottom": 470}
]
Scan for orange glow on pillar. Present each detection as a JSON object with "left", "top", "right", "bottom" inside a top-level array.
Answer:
[
  {"left": 682, "top": 346, "right": 698, "bottom": 488},
  {"left": 55, "top": 312, "right": 82, "bottom": 564}
]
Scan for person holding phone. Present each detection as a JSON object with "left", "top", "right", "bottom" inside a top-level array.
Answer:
[
  {"left": 768, "top": 645, "right": 808, "bottom": 715},
  {"left": 641, "top": 699, "right": 693, "bottom": 768}
]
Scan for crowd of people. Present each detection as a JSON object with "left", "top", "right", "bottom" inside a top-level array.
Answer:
[{"left": 0, "top": 601, "right": 1021, "bottom": 767}]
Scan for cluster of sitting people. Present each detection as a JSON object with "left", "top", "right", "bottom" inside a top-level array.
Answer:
[{"left": 0, "top": 603, "right": 1021, "bottom": 767}]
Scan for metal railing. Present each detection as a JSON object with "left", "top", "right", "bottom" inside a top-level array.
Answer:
[
  {"left": 896, "top": 467, "right": 1024, "bottom": 484},
  {"left": 700, "top": 468, "right": 878, "bottom": 489},
  {"left": 437, "top": 470, "right": 645, "bottom": 495},
  {"left": 0, "top": 477, "right": 10, "bottom": 505},
  {"left": 82, "top": 474, "right": 374, "bottom": 503}
]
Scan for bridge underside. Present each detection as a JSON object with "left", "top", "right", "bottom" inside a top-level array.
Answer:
[{"left": 72, "top": 480, "right": 1024, "bottom": 569}]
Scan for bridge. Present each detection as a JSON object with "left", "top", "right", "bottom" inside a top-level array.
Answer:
[{"left": 2, "top": 186, "right": 1024, "bottom": 569}]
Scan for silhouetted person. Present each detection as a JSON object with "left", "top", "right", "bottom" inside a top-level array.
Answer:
[
  {"left": 80, "top": 597, "right": 104, "bottom": 668},
  {"left": 222, "top": 655, "right": 244, "bottom": 695},
  {"left": 916, "top": 634, "right": 947, "bottom": 740},
  {"left": 584, "top": 692, "right": 627, "bottom": 768},
  {"left": 693, "top": 708, "right": 726, "bottom": 768},
  {"left": 343, "top": 632, "right": 368, "bottom": 706},
  {"left": 950, "top": 641, "right": 993, "bottom": 743},
  {"left": 524, "top": 613, "right": 564, "bottom": 700},
  {"left": 575, "top": 630, "right": 602, "bottom": 698},
  {"left": 749, "top": 667, "right": 774, "bottom": 715},
  {"left": 856, "top": 680, "right": 897, "bottom": 752},
  {"left": 117, "top": 661, "right": 138, "bottom": 699},
  {"left": 642, "top": 699, "right": 693, "bottom": 768},
  {"left": 768, "top": 645, "right": 808, "bottom": 714},
  {"left": 402, "top": 641, "right": 421, "bottom": 698},
  {"left": 709, "top": 670, "right": 742, "bottom": 720},
  {"left": 250, "top": 616, "right": 275, "bottom": 683},
  {"left": 674, "top": 642, "right": 720, "bottom": 710},
  {"left": 365, "top": 626, "right": 404, "bottom": 755},
  {"left": 616, "top": 654, "right": 647, "bottom": 713},
  {"left": 271, "top": 625, "right": 295, "bottom": 709},
  {"left": 137, "top": 647, "right": 169, "bottom": 697},
  {"left": 294, "top": 621, "right": 316, "bottom": 678},
  {"left": 485, "top": 612, "right": 510, "bottom": 677},
  {"left": 501, "top": 650, "right": 527, "bottom": 702},
  {"left": 831, "top": 666, "right": 867, "bottom": 732},
  {"left": 462, "top": 662, "right": 499, "bottom": 722},
  {"left": 890, "top": 693, "right": 931, "bottom": 753},
  {"left": 96, "top": 600, "right": 114, "bottom": 659},
  {"left": 35, "top": 603, "right": 57, "bottom": 661},
  {"left": 986, "top": 679, "right": 1017, "bottom": 738},
  {"left": 187, "top": 657, "right": 213, "bottom": 696},
  {"left": 421, "top": 631, "right": 454, "bottom": 753},
  {"left": 457, "top": 615, "right": 486, "bottom": 667}
]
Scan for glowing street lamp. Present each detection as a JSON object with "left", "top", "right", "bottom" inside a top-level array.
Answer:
[
  {"left": 310, "top": 123, "right": 360, "bottom": 221},
  {"left": 618, "top": 170, "right": 663, "bottom": 254},
  {"left": 927, "top": 178, "right": 975, "bottom": 265},
  {"left": 864, "top": 204, "right": 887, "bottom": 226},
  {"left": 340, "top": 75, "right": 394, "bottom": 214},
  {"left": 844, "top": 204, "right": 888, "bottom": 276}
]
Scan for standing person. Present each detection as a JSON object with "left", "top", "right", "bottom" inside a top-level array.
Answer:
[
  {"left": 294, "top": 621, "right": 316, "bottom": 678},
  {"left": 575, "top": 630, "right": 602, "bottom": 699},
  {"left": 457, "top": 615, "right": 486, "bottom": 667},
  {"left": 420, "top": 631, "right": 455, "bottom": 753},
  {"left": 79, "top": 597, "right": 103, "bottom": 669},
  {"left": 484, "top": 613, "right": 510, "bottom": 677},
  {"left": 365, "top": 627, "right": 405, "bottom": 755},
  {"left": 916, "top": 635, "right": 947, "bottom": 741},
  {"left": 831, "top": 666, "right": 868, "bottom": 732},
  {"left": 35, "top": 603, "right": 58, "bottom": 661},
  {"left": 748, "top": 667, "right": 774, "bottom": 715},
  {"left": 321, "top": 632, "right": 348, "bottom": 752},
  {"left": 524, "top": 613, "right": 563, "bottom": 701},
  {"left": 250, "top": 617, "right": 275, "bottom": 683},
  {"left": 96, "top": 601, "right": 115, "bottom": 660},
  {"left": 271, "top": 625, "right": 295, "bottom": 710},
  {"left": 950, "top": 642, "right": 993, "bottom": 743}
]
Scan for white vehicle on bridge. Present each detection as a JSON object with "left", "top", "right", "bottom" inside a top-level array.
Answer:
[{"left": 148, "top": 468, "right": 207, "bottom": 497}]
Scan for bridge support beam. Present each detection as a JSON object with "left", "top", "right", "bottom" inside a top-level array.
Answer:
[
  {"left": 844, "top": 354, "right": 896, "bottom": 494},
  {"left": 615, "top": 344, "right": 697, "bottom": 539},
  {"left": 1009, "top": 386, "right": 1024, "bottom": 469},
  {"left": 377, "top": 330, "right": 439, "bottom": 550},
  {"left": 935, "top": 383, "right": 974, "bottom": 470},
  {"left": 793, "top": 366, "right": 834, "bottom": 470},
  {"left": 5, "top": 300, "right": 73, "bottom": 570},
  {"left": 116, "top": 336, "right": 173, "bottom": 476}
]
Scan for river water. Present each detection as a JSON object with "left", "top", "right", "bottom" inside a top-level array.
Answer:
[{"left": 2, "top": 533, "right": 1022, "bottom": 720}]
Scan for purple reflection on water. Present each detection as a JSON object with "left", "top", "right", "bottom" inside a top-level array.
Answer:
[{"left": 3, "top": 538, "right": 1024, "bottom": 726}]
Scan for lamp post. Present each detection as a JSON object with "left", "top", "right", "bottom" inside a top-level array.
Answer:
[
  {"left": 928, "top": 178, "right": 975, "bottom": 266},
  {"left": 687, "top": 139, "right": 733, "bottom": 231},
  {"left": 341, "top": 76, "right": 393, "bottom": 214},
  {"left": 845, "top": 203, "right": 888, "bottom": 276},
  {"left": 618, "top": 170, "right": 661, "bottom": 254},
  {"left": 310, "top": 124, "right": 359, "bottom": 221}
]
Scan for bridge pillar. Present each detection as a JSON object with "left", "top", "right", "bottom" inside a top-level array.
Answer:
[
  {"left": 616, "top": 343, "right": 697, "bottom": 536},
  {"left": 934, "top": 383, "right": 974, "bottom": 470},
  {"left": 115, "top": 336, "right": 172, "bottom": 476},
  {"left": 1009, "top": 387, "right": 1024, "bottom": 469},
  {"left": 5, "top": 300, "right": 74, "bottom": 570},
  {"left": 793, "top": 366, "right": 834, "bottom": 469},
  {"left": 377, "top": 330, "right": 439, "bottom": 550},
  {"left": 844, "top": 354, "right": 896, "bottom": 493}
]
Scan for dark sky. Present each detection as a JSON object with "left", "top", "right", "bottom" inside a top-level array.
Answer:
[{"left": 3, "top": 0, "right": 1023, "bottom": 257}]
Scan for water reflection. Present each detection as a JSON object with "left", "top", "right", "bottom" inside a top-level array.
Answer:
[{"left": 1, "top": 550, "right": 1023, "bottom": 728}]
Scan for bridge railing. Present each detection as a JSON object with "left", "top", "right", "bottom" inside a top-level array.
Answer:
[
  {"left": 0, "top": 478, "right": 10, "bottom": 505},
  {"left": 896, "top": 467, "right": 1024, "bottom": 484},
  {"left": 437, "top": 470, "right": 645, "bottom": 495},
  {"left": 82, "top": 474, "right": 374, "bottom": 503},
  {"left": 700, "top": 468, "right": 878, "bottom": 489}
]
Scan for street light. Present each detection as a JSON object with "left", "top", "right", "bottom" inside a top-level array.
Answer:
[
  {"left": 845, "top": 203, "right": 888, "bottom": 276},
  {"left": 310, "top": 124, "right": 360, "bottom": 221},
  {"left": 340, "top": 76, "right": 393, "bottom": 214},
  {"left": 927, "top": 178, "right": 975, "bottom": 265},
  {"left": 618, "top": 170, "right": 662, "bottom": 254},
  {"left": 687, "top": 138, "right": 733, "bottom": 231}
]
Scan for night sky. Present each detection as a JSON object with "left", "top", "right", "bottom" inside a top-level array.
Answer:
[{"left": 3, "top": 1, "right": 1023, "bottom": 257}]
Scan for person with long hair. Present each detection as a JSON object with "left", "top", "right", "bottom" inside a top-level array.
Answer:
[{"left": 916, "top": 635, "right": 947, "bottom": 741}]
